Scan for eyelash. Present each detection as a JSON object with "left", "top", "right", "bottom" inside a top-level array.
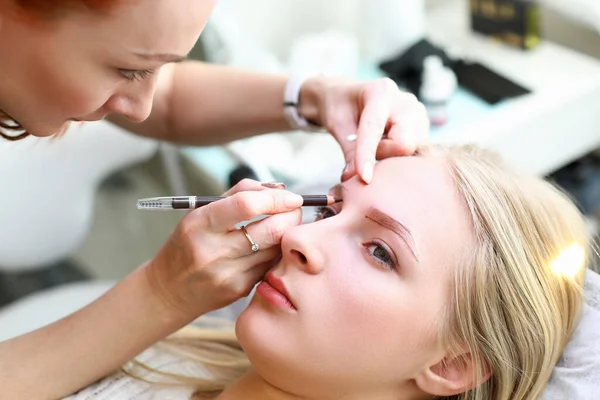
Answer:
[
  {"left": 363, "top": 241, "right": 398, "bottom": 271},
  {"left": 314, "top": 206, "right": 399, "bottom": 271},
  {"left": 119, "top": 69, "right": 155, "bottom": 82},
  {"left": 315, "top": 206, "right": 336, "bottom": 221}
]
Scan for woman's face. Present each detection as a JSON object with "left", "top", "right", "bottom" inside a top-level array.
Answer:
[
  {"left": 236, "top": 155, "right": 476, "bottom": 398},
  {"left": 0, "top": 0, "right": 215, "bottom": 136}
]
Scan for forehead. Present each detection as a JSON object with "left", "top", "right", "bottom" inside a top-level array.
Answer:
[
  {"left": 343, "top": 156, "right": 475, "bottom": 267},
  {"left": 83, "top": 0, "right": 214, "bottom": 56}
]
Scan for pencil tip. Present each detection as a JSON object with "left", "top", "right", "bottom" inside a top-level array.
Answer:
[{"left": 334, "top": 197, "right": 343, "bottom": 203}]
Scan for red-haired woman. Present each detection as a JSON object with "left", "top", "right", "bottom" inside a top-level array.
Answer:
[{"left": 0, "top": 1, "right": 429, "bottom": 397}]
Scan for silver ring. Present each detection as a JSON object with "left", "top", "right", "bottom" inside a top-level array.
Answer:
[
  {"left": 346, "top": 134, "right": 357, "bottom": 142},
  {"left": 240, "top": 225, "right": 260, "bottom": 252}
]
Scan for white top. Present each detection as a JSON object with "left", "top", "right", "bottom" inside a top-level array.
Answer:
[
  {"left": 0, "top": 120, "right": 158, "bottom": 271},
  {"left": 63, "top": 343, "right": 206, "bottom": 400}
]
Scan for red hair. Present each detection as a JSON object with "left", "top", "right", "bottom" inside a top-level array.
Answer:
[{"left": 0, "top": 0, "right": 120, "bottom": 140}]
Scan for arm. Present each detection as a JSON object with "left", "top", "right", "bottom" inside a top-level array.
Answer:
[
  {"left": 0, "top": 183, "right": 304, "bottom": 399},
  {"left": 110, "top": 60, "right": 429, "bottom": 183},
  {"left": 0, "top": 264, "right": 192, "bottom": 399},
  {"left": 109, "top": 61, "right": 317, "bottom": 146}
]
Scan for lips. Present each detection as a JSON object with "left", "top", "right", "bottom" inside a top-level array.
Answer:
[{"left": 265, "top": 272, "right": 296, "bottom": 309}]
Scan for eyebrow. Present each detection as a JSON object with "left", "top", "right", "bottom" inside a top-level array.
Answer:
[
  {"left": 135, "top": 53, "right": 188, "bottom": 63},
  {"left": 329, "top": 184, "right": 419, "bottom": 262},
  {"left": 365, "top": 207, "right": 419, "bottom": 262}
]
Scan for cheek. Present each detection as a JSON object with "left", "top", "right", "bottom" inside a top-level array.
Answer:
[
  {"left": 327, "top": 264, "right": 421, "bottom": 347},
  {"left": 29, "top": 52, "right": 115, "bottom": 117},
  {"left": 316, "top": 258, "right": 445, "bottom": 368}
]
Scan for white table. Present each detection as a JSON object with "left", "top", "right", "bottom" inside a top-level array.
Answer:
[{"left": 426, "top": 0, "right": 600, "bottom": 176}]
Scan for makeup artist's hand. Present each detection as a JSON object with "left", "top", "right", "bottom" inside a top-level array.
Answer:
[
  {"left": 299, "top": 76, "right": 430, "bottom": 183},
  {"left": 143, "top": 180, "right": 302, "bottom": 318}
]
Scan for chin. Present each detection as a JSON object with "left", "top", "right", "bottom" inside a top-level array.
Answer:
[
  {"left": 235, "top": 297, "right": 317, "bottom": 389},
  {"left": 236, "top": 297, "right": 292, "bottom": 366},
  {"left": 236, "top": 303, "right": 339, "bottom": 398},
  {"left": 236, "top": 307, "right": 298, "bottom": 391},
  {"left": 235, "top": 296, "right": 269, "bottom": 351},
  {"left": 23, "top": 120, "right": 72, "bottom": 137}
]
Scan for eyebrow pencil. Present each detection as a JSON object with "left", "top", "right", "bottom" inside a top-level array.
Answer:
[{"left": 136, "top": 195, "right": 342, "bottom": 211}]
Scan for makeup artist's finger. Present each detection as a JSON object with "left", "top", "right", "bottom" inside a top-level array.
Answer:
[
  {"left": 327, "top": 108, "right": 359, "bottom": 153},
  {"left": 341, "top": 147, "right": 357, "bottom": 182},
  {"left": 375, "top": 113, "right": 429, "bottom": 159},
  {"left": 327, "top": 111, "right": 359, "bottom": 182},
  {"left": 235, "top": 244, "right": 281, "bottom": 269},
  {"left": 375, "top": 139, "right": 408, "bottom": 160},
  {"left": 203, "top": 254, "right": 277, "bottom": 302},
  {"left": 375, "top": 126, "right": 421, "bottom": 159},
  {"left": 355, "top": 91, "right": 393, "bottom": 184},
  {"left": 242, "top": 260, "right": 274, "bottom": 292},
  {"left": 230, "top": 208, "right": 302, "bottom": 258},
  {"left": 204, "top": 189, "right": 303, "bottom": 231},
  {"left": 260, "top": 182, "right": 286, "bottom": 190},
  {"left": 221, "top": 179, "right": 286, "bottom": 198},
  {"left": 221, "top": 178, "right": 263, "bottom": 197}
]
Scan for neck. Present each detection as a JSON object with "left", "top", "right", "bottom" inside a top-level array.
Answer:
[
  {"left": 215, "top": 370, "right": 302, "bottom": 400},
  {"left": 214, "top": 369, "right": 426, "bottom": 400}
]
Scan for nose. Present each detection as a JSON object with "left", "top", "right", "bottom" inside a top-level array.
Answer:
[
  {"left": 105, "top": 78, "right": 157, "bottom": 123},
  {"left": 280, "top": 223, "right": 326, "bottom": 275}
]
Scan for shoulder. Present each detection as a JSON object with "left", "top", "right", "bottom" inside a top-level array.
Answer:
[{"left": 63, "top": 343, "right": 210, "bottom": 400}]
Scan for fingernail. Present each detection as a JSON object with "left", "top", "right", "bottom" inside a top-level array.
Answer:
[
  {"left": 340, "top": 164, "right": 349, "bottom": 180},
  {"left": 362, "top": 162, "right": 374, "bottom": 184},
  {"left": 284, "top": 193, "right": 303, "bottom": 208},
  {"left": 262, "top": 182, "right": 286, "bottom": 189}
]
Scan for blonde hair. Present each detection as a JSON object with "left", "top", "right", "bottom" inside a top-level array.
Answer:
[
  {"left": 429, "top": 144, "right": 588, "bottom": 400},
  {"left": 125, "top": 144, "right": 590, "bottom": 400}
]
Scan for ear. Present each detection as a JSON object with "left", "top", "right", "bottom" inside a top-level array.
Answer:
[{"left": 414, "top": 351, "right": 492, "bottom": 397}]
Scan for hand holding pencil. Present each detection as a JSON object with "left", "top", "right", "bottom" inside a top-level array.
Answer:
[{"left": 144, "top": 179, "right": 315, "bottom": 316}]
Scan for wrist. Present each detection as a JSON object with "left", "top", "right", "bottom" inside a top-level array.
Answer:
[
  {"left": 297, "top": 76, "right": 323, "bottom": 126},
  {"left": 138, "top": 261, "right": 200, "bottom": 327},
  {"left": 283, "top": 75, "right": 324, "bottom": 131}
]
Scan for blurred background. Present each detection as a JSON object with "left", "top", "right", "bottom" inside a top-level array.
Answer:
[{"left": 2, "top": 0, "right": 600, "bottom": 311}]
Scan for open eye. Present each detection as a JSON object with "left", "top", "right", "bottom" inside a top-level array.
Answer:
[
  {"left": 364, "top": 241, "right": 398, "bottom": 271},
  {"left": 315, "top": 206, "right": 337, "bottom": 221},
  {"left": 119, "top": 69, "right": 155, "bottom": 82}
]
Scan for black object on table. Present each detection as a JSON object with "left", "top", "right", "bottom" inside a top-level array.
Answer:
[
  {"left": 452, "top": 59, "right": 531, "bottom": 104},
  {"left": 379, "top": 38, "right": 531, "bottom": 105}
]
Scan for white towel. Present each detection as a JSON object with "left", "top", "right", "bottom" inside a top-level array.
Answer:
[{"left": 542, "top": 269, "right": 600, "bottom": 399}]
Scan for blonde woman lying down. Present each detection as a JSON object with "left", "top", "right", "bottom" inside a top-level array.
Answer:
[{"left": 67, "top": 144, "right": 590, "bottom": 400}]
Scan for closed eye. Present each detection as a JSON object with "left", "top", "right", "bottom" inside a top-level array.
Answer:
[{"left": 119, "top": 69, "right": 155, "bottom": 82}]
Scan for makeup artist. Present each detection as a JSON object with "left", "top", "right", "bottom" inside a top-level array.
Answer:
[{"left": 0, "top": 0, "right": 429, "bottom": 397}]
